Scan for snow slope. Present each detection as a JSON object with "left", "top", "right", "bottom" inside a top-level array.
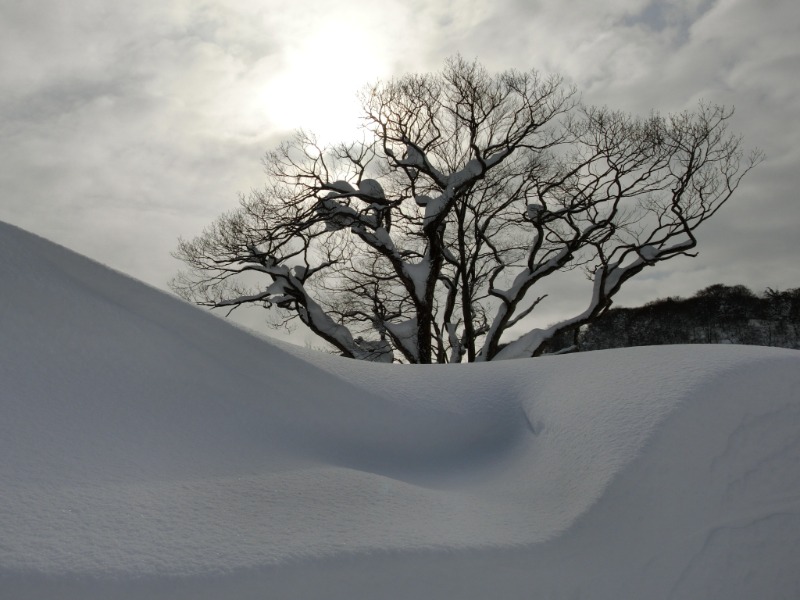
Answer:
[{"left": 1, "top": 220, "right": 799, "bottom": 599}]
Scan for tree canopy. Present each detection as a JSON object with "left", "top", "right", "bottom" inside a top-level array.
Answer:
[{"left": 172, "top": 57, "right": 761, "bottom": 363}]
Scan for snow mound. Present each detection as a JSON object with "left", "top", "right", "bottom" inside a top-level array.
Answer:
[{"left": 1, "top": 220, "right": 799, "bottom": 599}]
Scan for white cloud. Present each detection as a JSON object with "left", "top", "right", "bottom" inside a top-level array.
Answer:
[{"left": 0, "top": 0, "right": 797, "bottom": 325}]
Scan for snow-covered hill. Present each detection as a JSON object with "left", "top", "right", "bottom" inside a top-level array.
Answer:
[{"left": 2, "top": 220, "right": 799, "bottom": 599}]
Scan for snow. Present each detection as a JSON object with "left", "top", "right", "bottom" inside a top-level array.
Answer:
[
  {"left": 384, "top": 318, "right": 418, "bottom": 361},
  {"left": 398, "top": 144, "right": 425, "bottom": 169},
  {"left": 326, "top": 180, "right": 356, "bottom": 195},
  {"left": 526, "top": 202, "right": 545, "bottom": 220},
  {"left": 639, "top": 243, "right": 658, "bottom": 260},
  {"left": 423, "top": 195, "right": 447, "bottom": 225},
  {"left": 265, "top": 278, "right": 291, "bottom": 296},
  {"left": 446, "top": 157, "right": 484, "bottom": 188},
  {"left": 1, "top": 219, "right": 800, "bottom": 599},
  {"left": 357, "top": 178, "right": 385, "bottom": 200},
  {"left": 414, "top": 194, "right": 432, "bottom": 207},
  {"left": 371, "top": 225, "right": 394, "bottom": 250},
  {"left": 403, "top": 257, "right": 430, "bottom": 303}
]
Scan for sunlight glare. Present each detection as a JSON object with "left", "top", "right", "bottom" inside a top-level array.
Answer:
[{"left": 260, "top": 21, "right": 387, "bottom": 144}]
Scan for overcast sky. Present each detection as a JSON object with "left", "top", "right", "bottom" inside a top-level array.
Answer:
[{"left": 1, "top": 0, "right": 798, "bottom": 339}]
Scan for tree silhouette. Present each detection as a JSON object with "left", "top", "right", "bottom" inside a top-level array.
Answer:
[{"left": 172, "top": 57, "right": 761, "bottom": 362}]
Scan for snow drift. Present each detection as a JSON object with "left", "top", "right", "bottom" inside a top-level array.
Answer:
[{"left": 1, "top": 220, "right": 799, "bottom": 599}]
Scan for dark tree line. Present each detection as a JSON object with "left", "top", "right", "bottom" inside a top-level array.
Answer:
[{"left": 546, "top": 284, "right": 800, "bottom": 352}]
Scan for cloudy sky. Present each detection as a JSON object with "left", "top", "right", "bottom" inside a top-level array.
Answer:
[{"left": 1, "top": 0, "right": 798, "bottom": 338}]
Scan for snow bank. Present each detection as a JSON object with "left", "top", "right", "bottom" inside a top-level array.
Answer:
[{"left": 1, "top": 220, "right": 799, "bottom": 599}]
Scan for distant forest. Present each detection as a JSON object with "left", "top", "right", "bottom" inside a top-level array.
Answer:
[{"left": 547, "top": 284, "right": 800, "bottom": 353}]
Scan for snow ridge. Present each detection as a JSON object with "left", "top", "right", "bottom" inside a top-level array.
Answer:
[{"left": 1, "top": 220, "right": 799, "bottom": 599}]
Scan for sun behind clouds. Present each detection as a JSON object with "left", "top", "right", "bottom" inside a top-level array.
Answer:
[{"left": 259, "top": 19, "right": 389, "bottom": 143}]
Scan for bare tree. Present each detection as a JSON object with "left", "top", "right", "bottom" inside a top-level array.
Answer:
[{"left": 171, "top": 57, "right": 761, "bottom": 363}]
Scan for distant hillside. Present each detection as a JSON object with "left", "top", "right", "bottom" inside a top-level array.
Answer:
[{"left": 548, "top": 284, "right": 800, "bottom": 353}]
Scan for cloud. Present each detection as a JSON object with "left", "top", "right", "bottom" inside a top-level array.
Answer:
[
  {"left": 0, "top": 2, "right": 288, "bottom": 284},
  {"left": 0, "top": 0, "right": 797, "bottom": 333},
  {"left": 470, "top": 0, "right": 800, "bottom": 306}
]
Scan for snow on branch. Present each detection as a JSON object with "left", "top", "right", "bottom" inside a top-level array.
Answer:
[{"left": 173, "top": 57, "right": 760, "bottom": 364}]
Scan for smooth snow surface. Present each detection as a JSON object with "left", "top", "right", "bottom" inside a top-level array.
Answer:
[{"left": 1, "top": 220, "right": 799, "bottom": 599}]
